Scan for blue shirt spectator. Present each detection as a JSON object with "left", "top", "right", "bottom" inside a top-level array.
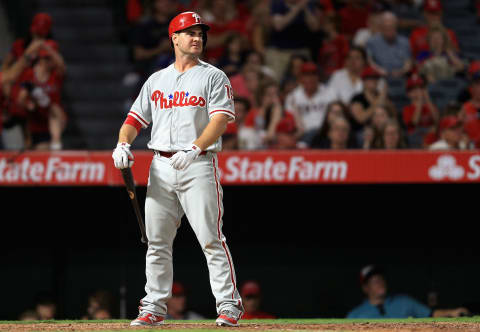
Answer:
[
  {"left": 349, "top": 265, "right": 470, "bottom": 319},
  {"left": 366, "top": 12, "right": 412, "bottom": 77},
  {"left": 347, "top": 294, "right": 431, "bottom": 319}
]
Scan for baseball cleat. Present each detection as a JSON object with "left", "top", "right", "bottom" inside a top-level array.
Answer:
[
  {"left": 130, "top": 312, "right": 165, "bottom": 326},
  {"left": 216, "top": 310, "right": 239, "bottom": 327}
]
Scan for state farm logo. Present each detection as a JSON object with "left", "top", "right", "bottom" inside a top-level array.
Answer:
[
  {"left": 428, "top": 154, "right": 480, "bottom": 181},
  {"left": 428, "top": 155, "right": 464, "bottom": 180},
  {"left": 0, "top": 157, "right": 105, "bottom": 183}
]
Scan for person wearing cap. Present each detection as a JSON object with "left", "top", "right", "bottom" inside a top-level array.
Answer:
[
  {"left": 284, "top": 61, "right": 336, "bottom": 147},
  {"left": 366, "top": 12, "right": 412, "bottom": 78},
  {"left": 165, "top": 282, "right": 204, "bottom": 320},
  {"left": 459, "top": 72, "right": 480, "bottom": 147},
  {"left": 402, "top": 74, "right": 439, "bottom": 148},
  {"left": 15, "top": 40, "right": 67, "bottom": 150},
  {"left": 347, "top": 265, "right": 469, "bottom": 319},
  {"left": 1, "top": 13, "right": 54, "bottom": 72},
  {"left": 241, "top": 281, "right": 276, "bottom": 320},
  {"left": 429, "top": 116, "right": 469, "bottom": 150},
  {"left": 349, "top": 66, "right": 393, "bottom": 144},
  {"left": 409, "top": 0, "right": 459, "bottom": 59}
]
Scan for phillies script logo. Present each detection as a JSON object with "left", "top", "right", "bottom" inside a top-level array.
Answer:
[{"left": 151, "top": 90, "right": 206, "bottom": 110}]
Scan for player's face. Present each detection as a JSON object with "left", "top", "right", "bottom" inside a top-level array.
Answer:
[{"left": 174, "top": 26, "right": 204, "bottom": 56}]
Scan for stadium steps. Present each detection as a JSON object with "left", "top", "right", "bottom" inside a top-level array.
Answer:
[{"left": 35, "top": 1, "right": 134, "bottom": 149}]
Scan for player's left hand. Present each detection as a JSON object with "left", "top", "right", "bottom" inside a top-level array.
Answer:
[{"left": 170, "top": 144, "right": 202, "bottom": 170}]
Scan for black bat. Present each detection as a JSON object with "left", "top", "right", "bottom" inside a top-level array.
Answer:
[{"left": 120, "top": 168, "right": 148, "bottom": 244}]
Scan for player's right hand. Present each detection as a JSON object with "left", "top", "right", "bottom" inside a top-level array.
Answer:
[{"left": 112, "top": 142, "right": 134, "bottom": 169}]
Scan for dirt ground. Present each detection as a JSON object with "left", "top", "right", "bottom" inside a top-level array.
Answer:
[{"left": 2, "top": 322, "right": 480, "bottom": 332}]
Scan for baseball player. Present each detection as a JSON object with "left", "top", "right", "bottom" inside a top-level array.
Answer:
[{"left": 112, "top": 11, "right": 243, "bottom": 327}]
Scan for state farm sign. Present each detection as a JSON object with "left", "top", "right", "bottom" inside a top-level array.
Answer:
[
  {"left": 0, "top": 150, "right": 479, "bottom": 186},
  {"left": 221, "top": 156, "right": 348, "bottom": 183}
]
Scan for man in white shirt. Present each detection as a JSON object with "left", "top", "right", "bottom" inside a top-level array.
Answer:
[
  {"left": 430, "top": 115, "right": 468, "bottom": 150},
  {"left": 284, "top": 62, "right": 336, "bottom": 146}
]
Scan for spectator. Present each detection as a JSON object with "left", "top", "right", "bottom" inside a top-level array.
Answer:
[
  {"left": 242, "top": 82, "right": 297, "bottom": 149},
  {"left": 327, "top": 47, "right": 366, "bottom": 104},
  {"left": 284, "top": 62, "right": 336, "bottom": 146},
  {"left": 241, "top": 281, "right": 276, "bottom": 320},
  {"left": 318, "top": 16, "right": 350, "bottom": 78},
  {"left": 1, "top": 40, "right": 46, "bottom": 150},
  {"left": 83, "top": 290, "right": 115, "bottom": 320},
  {"left": 244, "top": 51, "right": 276, "bottom": 82},
  {"left": 217, "top": 33, "right": 247, "bottom": 77},
  {"left": 459, "top": 74, "right": 480, "bottom": 148},
  {"left": 409, "top": 0, "right": 459, "bottom": 59},
  {"left": 34, "top": 292, "right": 57, "bottom": 320},
  {"left": 338, "top": 0, "right": 371, "bottom": 40},
  {"left": 349, "top": 66, "right": 394, "bottom": 142},
  {"left": 201, "top": 0, "right": 249, "bottom": 64},
  {"left": 1, "top": 13, "right": 54, "bottom": 71},
  {"left": 347, "top": 265, "right": 470, "bottom": 318},
  {"left": 16, "top": 40, "right": 67, "bottom": 150},
  {"left": 250, "top": 0, "right": 273, "bottom": 56},
  {"left": 417, "top": 26, "right": 464, "bottom": 84},
  {"left": 368, "top": 104, "right": 396, "bottom": 148},
  {"left": 281, "top": 54, "right": 308, "bottom": 97},
  {"left": 378, "top": 119, "right": 407, "bottom": 149},
  {"left": 366, "top": 11, "right": 412, "bottom": 78},
  {"left": 223, "top": 97, "right": 251, "bottom": 150},
  {"left": 266, "top": 0, "right": 320, "bottom": 80},
  {"left": 166, "top": 281, "right": 204, "bottom": 320},
  {"left": 430, "top": 115, "right": 469, "bottom": 150},
  {"left": 310, "top": 101, "right": 354, "bottom": 148},
  {"left": 352, "top": 10, "right": 382, "bottom": 48},
  {"left": 402, "top": 74, "right": 439, "bottom": 148},
  {"left": 230, "top": 64, "right": 263, "bottom": 109},
  {"left": 312, "top": 116, "right": 356, "bottom": 149},
  {"left": 129, "top": 0, "right": 176, "bottom": 79}
]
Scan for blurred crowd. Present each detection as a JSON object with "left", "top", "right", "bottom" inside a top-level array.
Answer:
[
  {"left": 2, "top": 0, "right": 480, "bottom": 152},
  {"left": 18, "top": 269, "right": 472, "bottom": 320},
  {"left": 123, "top": 0, "right": 480, "bottom": 151},
  {"left": 0, "top": 12, "right": 67, "bottom": 151}
]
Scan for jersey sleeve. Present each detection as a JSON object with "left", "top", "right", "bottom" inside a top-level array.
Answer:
[
  {"left": 128, "top": 78, "right": 152, "bottom": 128},
  {"left": 208, "top": 71, "right": 235, "bottom": 122}
]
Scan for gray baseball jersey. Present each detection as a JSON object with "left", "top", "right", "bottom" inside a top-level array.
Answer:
[{"left": 128, "top": 60, "right": 235, "bottom": 152}]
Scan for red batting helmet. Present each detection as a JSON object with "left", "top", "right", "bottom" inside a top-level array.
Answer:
[{"left": 168, "top": 11, "right": 209, "bottom": 46}]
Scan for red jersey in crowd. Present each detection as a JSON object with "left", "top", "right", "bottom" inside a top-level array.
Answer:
[
  {"left": 19, "top": 68, "right": 63, "bottom": 134},
  {"left": 461, "top": 101, "right": 480, "bottom": 146},
  {"left": 402, "top": 104, "right": 436, "bottom": 133},
  {"left": 409, "top": 26, "right": 459, "bottom": 58}
]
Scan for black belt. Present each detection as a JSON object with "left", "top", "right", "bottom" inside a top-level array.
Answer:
[{"left": 153, "top": 150, "right": 207, "bottom": 158}]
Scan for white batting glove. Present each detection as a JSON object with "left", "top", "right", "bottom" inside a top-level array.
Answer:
[
  {"left": 170, "top": 144, "right": 202, "bottom": 170},
  {"left": 112, "top": 142, "right": 134, "bottom": 169}
]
